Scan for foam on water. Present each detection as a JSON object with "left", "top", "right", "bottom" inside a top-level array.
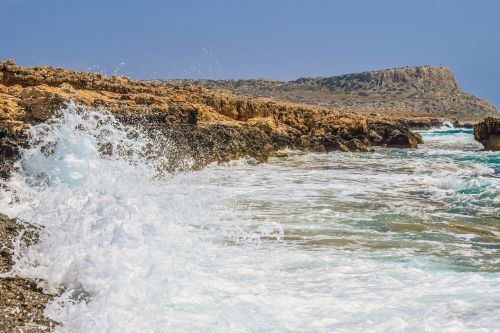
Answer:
[{"left": 1, "top": 107, "right": 499, "bottom": 332}]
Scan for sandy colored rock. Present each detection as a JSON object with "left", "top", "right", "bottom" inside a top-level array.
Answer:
[{"left": 0, "top": 59, "right": 425, "bottom": 178}]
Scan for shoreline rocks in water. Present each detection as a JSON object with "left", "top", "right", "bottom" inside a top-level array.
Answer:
[
  {"left": 474, "top": 117, "right": 500, "bottom": 151},
  {"left": 0, "top": 214, "right": 57, "bottom": 332}
]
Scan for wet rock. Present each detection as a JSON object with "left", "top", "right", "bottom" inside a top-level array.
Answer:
[
  {"left": 0, "top": 214, "right": 58, "bottom": 332},
  {"left": 0, "top": 125, "right": 26, "bottom": 179},
  {"left": 20, "top": 86, "right": 67, "bottom": 121},
  {"left": 346, "top": 138, "right": 371, "bottom": 152},
  {"left": 369, "top": 122, "right": 423, "bottom": 148},
  {"left": 368, "top": 129, "right": 384, "bottom": 144},
  {"left": 474, "top": 117, "right": 500, "bottom": 151}
]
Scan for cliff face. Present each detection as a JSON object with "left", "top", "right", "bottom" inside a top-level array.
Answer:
[
  {"left": 163, "top": 66, "right": 498, "bottom": 122},
  {"left": 0, "top": 60, "right": 423, "bottom": 179},
  {"left": 296, "top": 66, "right": 459, "bottom": 91}
]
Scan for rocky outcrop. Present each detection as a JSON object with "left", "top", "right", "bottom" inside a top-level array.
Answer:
[
  {"left": 0, "top": 60, "right": 423, "bottom": 178},
  {"left": 162, "top": 66, "right": 498, "bottom": 122},
  {"left": 474, "top": 117, "right": 500, "bottom": 151},
  {"left": 369, "top": 122, "right": 424, "bottom": 148},
  {"left": 0, "top": 214, "right": 57, "bottom": 331}
]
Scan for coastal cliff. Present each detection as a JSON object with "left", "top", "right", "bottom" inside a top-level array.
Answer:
[
  {"left": 161, "top": 66, "right": 498, "bottom": 122},
  {"left": 0, "top": 60, "right": 422, "bottom": 179}
]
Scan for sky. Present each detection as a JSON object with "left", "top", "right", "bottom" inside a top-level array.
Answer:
[{"left": 1, "top": 0, "right": 499, "bottom": 107}]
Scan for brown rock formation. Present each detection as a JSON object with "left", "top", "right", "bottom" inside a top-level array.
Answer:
[
  {"left": 474, "top": 117, "right": 500, "bottom": 151},
  {"left": 162, "top": 66, "right": 498, "bottom": 122},
  {"left": 0, "top": 60, "right": 423, "bottom": 178}
]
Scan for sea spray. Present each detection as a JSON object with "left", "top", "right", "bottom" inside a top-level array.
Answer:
[
  {"left": 0, "top": 104, "right": 284, "bottom": 332},
  {"left": 0, "top": 106, "right": 499, "bottom": 332}
]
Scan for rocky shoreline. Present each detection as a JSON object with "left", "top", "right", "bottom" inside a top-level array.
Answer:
[
  {"left": 0, "top": 60, "right": 427, "bottom": 178},
  {"left": 0, "top": 60, "right": 427, "bottom": 331},
  {"left": 0, "top": 60, "right": 497, "bottom": 331}
]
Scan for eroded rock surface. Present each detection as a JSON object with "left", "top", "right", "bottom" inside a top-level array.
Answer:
[
  {"left": 0, "top": 60, "right": 424, "bottom": 177},
  {"left": 474, "top": 117, "right": 500, "bottom": 151}
]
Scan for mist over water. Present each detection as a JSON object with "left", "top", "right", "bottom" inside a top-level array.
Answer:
[{"left": 1, "top": 106, "right": 499, "bottom": 332}]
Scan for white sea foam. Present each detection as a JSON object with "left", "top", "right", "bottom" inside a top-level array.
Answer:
[
  {"left": 442, "top": 120, "right": 455, "bottom": 128},
  {"left": 1, "top": 105, "right": 499, "bottom": 332}
]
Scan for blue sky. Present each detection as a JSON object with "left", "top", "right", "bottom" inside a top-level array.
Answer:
[{"left": 1, "top": 0, "right": 499, "bottom": 107}]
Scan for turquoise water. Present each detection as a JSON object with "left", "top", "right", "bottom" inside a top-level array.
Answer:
[{"left": 1, "top": 109, "right": 499, "bottom": 332}]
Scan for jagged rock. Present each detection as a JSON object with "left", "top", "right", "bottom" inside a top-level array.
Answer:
[
  {"left": 346, "top": 138, "right": 371, "bottom": 152},
  {"left": 369, "top": 122, "right": 423, "bottom": 148},
  {"left": 20, "top": 86, "right": 67, "bottom": 121},
  {"left": 474, "top": 117, "right": 500, "bottom": 151}
]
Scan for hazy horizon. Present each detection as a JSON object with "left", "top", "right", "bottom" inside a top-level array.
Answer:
[{"left": 1, "top": 0, "right": 499, "bottom": 108}]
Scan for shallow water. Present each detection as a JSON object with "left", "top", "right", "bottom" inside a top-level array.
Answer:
[{"left": 1, "top": 107, "right": 499, "bottom": 332}]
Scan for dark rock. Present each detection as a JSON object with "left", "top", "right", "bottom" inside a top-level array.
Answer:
[
  {"left": 0, "top": 125, "right": 26, "bottom": 179},
  {"left": 0, "top": 214, "right": 58, "bottom": 331},
  {"left": 474, "top": 117, "right": 500, "bottom": 151},
  {"left": 369, "top": 122, "right": 423, "bottom": 148},
  {"left": 346, "top": 138, "right": 371, "bottom": 152}
]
